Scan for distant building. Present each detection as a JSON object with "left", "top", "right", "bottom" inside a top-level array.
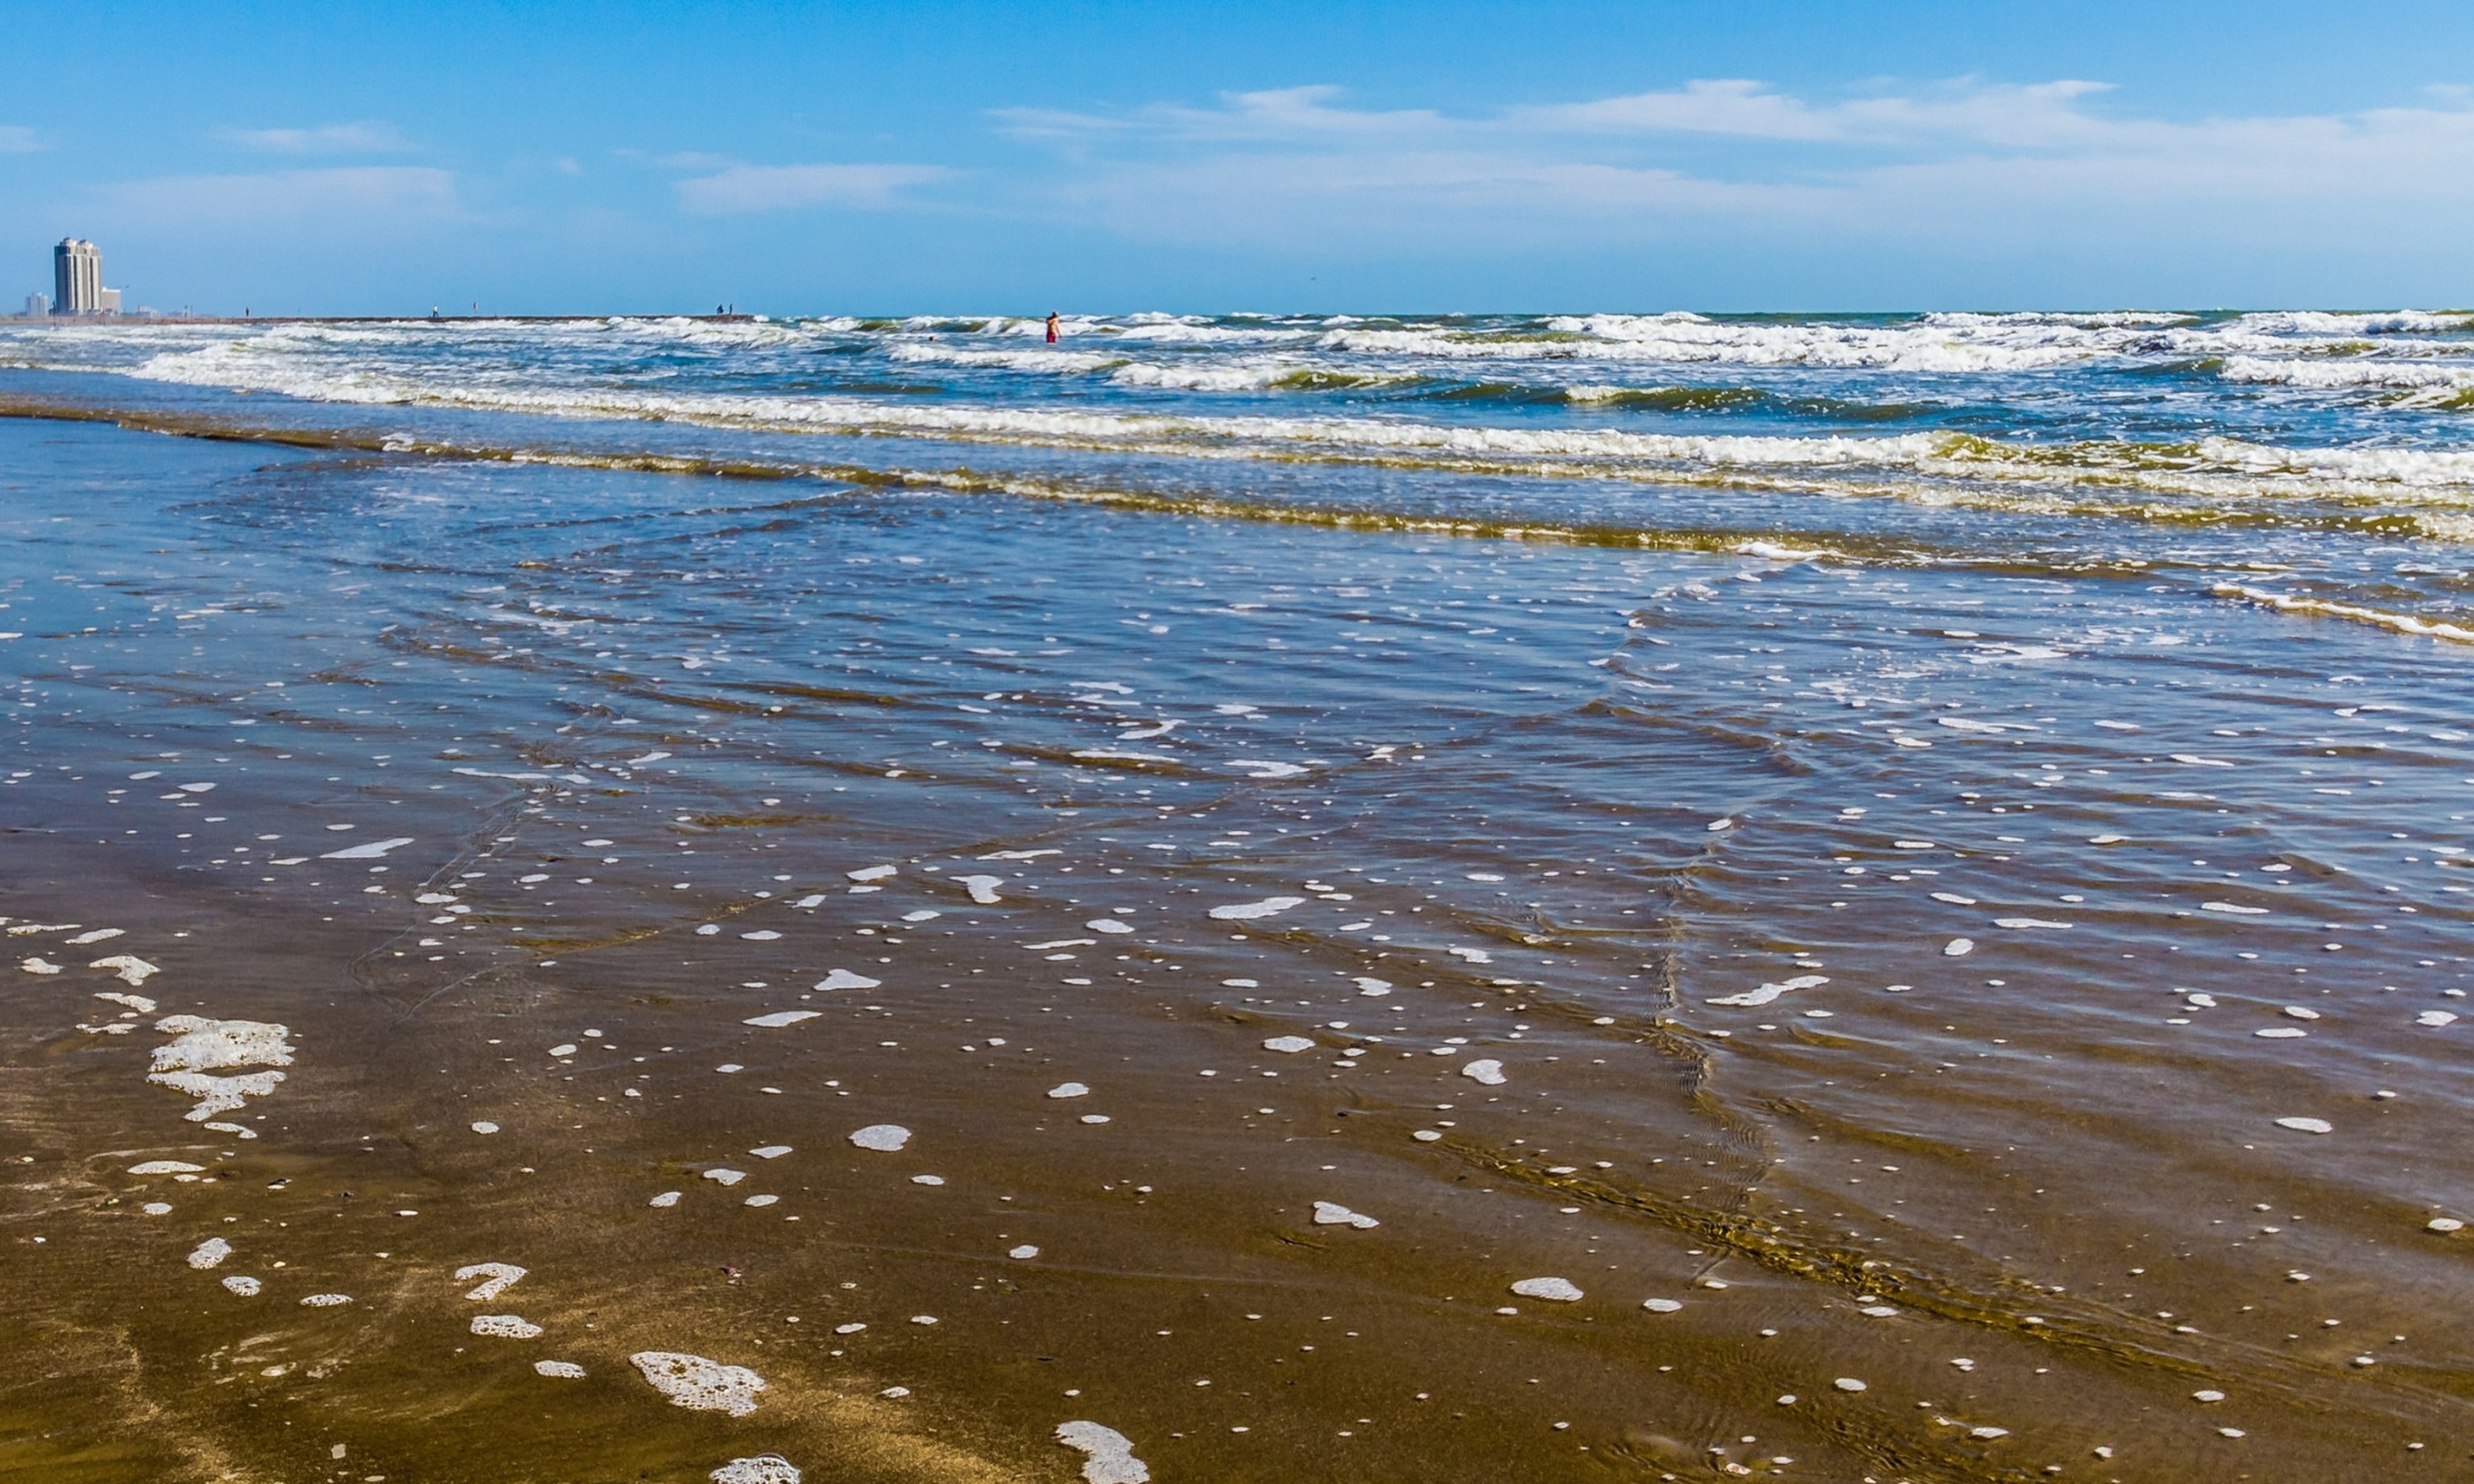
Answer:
[
  {"left": 52, "top": 238, "right": 120, "bottom": 316},
  {"left": 23, "top": 291, "right": 48, "bottom": 318}
]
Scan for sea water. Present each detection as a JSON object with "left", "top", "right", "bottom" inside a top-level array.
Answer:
[{"left": 0, "top": 311, "right": 2468, "bottom": 1479}]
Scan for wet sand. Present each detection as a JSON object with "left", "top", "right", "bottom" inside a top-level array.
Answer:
[{"left": 2, "top": 407, "right": 2469, "bottom": 1482}]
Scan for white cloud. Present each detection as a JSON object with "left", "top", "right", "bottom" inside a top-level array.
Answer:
[
  {"left": 0, "top": 126, "right": 39, "bottom": 152},
  {"left": 1525, "top": 78, "right": 2119, "bottom": 147},
  {"left": 998, "top": 86, "right": 1446, "bottom": 144},
  {"left": 675, "top": 163, "right": 948, "bottom": 214},
  {"left": 218, "top": 122, "right": 412, "bottom": 155},
  {"left": 1001, "top": 80, "right": 2474, "bottom": 254},
  {"left": 97, "top": 167, "right": 459, "bottom": 228}
]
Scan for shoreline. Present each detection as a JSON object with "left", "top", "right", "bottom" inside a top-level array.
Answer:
[{"left": 2, "top": 312, "right": 764, "bottom": 326}]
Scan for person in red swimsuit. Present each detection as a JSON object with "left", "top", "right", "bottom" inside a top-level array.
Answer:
[{"left": 1045, "top": 311, "right": 1059, "bottom": 344}]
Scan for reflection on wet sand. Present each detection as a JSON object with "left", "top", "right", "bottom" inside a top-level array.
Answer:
[{"left": 0, "top": 407, "right": 2468, "bottom": 1482}]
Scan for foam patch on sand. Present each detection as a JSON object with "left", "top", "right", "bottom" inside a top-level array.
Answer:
[
  {"left": 472, "top": 1314, "right": 543, "bottom": 1338},
  {"left": 320, "top": 837, "right": 415, "bottom": 859},
  {"left": 535, "top": 1359, "right": 586, "bottom": 1379},
  {"left": 744, "top": 1010, "right": 821, "bottom": 1027},
  {"left": 815, "top": 969, "right": 881, "bottom": 990},
  {"left": 457, "top": 1263, "right": 526, "bottom": 1301},
  {"left": 631, "top": 1351, "right": 767, "bottom": 1416},
  {"left": 91, "top": 955, "right": 158, "bottom": 985},
  {"left": 712, "top": 1457, "right": 802, "bottom": 1484},
  {"left": 1709, "top": 973, "right": 1827, "bottom": 1008},
  {"left": 1056, "top": 1421, "right": 1149, "bottom": 1484},
  {"left": 150, "top": 1069, "right": 285, "bottom": 1118},
  {"left": 1209, "top": 896, "right": 1304, "bottom": 920},
  {"left": 149, "top": 1015, "right": 293, "bottom": 1120},
  {"left": 187, "top": 1237, "right": 232, "bottom": 1269},
  {"left": 130, "top": 1160, "right": 205, "bottom": 1176},
  {"left": 850, "top": 1124, "right": 911, "bottom": 1151}
]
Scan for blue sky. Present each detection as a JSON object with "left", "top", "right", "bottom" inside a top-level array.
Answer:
[{"left": 10, "top": 1, "right": 2474, "bottom": 314}]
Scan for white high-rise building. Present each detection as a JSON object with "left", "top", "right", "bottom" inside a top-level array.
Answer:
[
  {"left": 23, "top": 292, "right": 48, "bottom": 318},
  {"left": 52, "top": 238, "right": 118, "bottom": 316}
]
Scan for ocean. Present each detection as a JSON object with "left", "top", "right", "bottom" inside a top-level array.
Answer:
[{"left": 0, "top": 310, "right": 2467, "bottom": 1480}]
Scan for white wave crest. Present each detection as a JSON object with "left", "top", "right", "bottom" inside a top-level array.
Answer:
[{"left": 2212, "top": 585, "right": 2474, "bottom": 644}]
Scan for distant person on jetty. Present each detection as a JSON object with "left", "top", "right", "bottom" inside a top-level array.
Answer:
[{"left": 1045, "top": 312, "right": 1059, "bottom": 344}]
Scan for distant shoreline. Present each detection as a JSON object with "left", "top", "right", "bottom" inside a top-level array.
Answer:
[{"left": 4, "top": 313, "right": 763, "bottom": 325}]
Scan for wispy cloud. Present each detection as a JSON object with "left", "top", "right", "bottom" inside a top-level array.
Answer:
[
  {"left": 675, "top": 163, "right": 949, "bottom": 214},
  {"left": 0, "top": 126, "right": 40, "bottom": 153},
  {"left": 998, "top": 79, "right": 2474, "bottom": 253},
  {"left": 219, "top": 122, "right": 412, "bottom": 155},
  {"left": 1518, "top": 78, "right": 2117, "bottom": 147},
  {"left": 98, "top": 167, "right": 458, "bottom": 228},
  {"left": 998, "top": 86, "right": 1446, "bottom": 143}
]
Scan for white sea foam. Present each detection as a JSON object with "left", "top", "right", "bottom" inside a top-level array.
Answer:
[
  {"left": 149, "top": 1015, "right": 293, "bottom": 1120},
  {"left": 2212, "top": 585, "right": 2474, "bottom": 645},
  {"left": 1210, "top": 895, "right": 1305, "bottom": 920},
  {"left": 712, "top": 1457, "right": 802, "bottom": 1484},
  {"left": 187, "top": 1237, "right": 232, "bottom": 1269},
  {"left": 472, "top": 1314, "right": 543, "bottom": 1338},
  {"left": 319, "top": 836, "right": 415, "bottom": 859},
  {"left": 457, "top": 1263, "right": 527, "bottom": 1301},
  {"left": 1056, "top": 1421, "right": 1149, "bottom": 1484},
  {"left": 90, "top": 955, "right": 158, "bottom": 985},
  {"left": 87, "top": 323, "right": 2474, "bottom": 511},
  {"left": 1709, "top": 973, "right": 1827, "bottom": 1008},
  {"left": 850, "top": 1124, "right": 911, "bottom": 1151},
  {"left": 631, "top": 1351, "right": 767, "bottom": 1416}
]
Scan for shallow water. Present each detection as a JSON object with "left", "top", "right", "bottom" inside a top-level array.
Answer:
[{"left": 0, "top": 316, "right": 2469, "bottom": 1482}]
